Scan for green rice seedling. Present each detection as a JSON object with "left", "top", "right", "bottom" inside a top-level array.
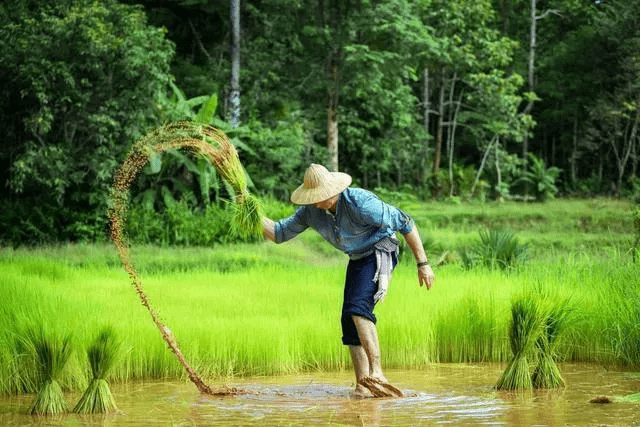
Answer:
[
  {"left": 496, "top": 297, "right": 542, "bottom": 390},
  {"left": 73, "top": 327, "right": 120, "bottom": 414},
  {"left": 615, "top": 392, "right": 640, "bottom": 402},
  {"left": 460, "top": 228, "right": 528, "bottom": 270},
  {"left": 228, "top": 192, "right": 263, "bottom": 239},
  {"left": 532, "top": 305, "right": 569, "bottom": 388},
  {"left": 1, "top": 229, "right": 639, "bottom": 384},
  {"left": 21, "top": 326, "right": 73, "bottom": 415}
]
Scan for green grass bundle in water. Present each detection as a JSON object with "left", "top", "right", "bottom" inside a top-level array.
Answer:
[
  {"left": 496, "top": 297, "right": 541, "bottom": 390},
  {"left": 73, "top": 327, "right": 120, "bottom": 414},
  {"left": 22, "top": 327, "right": 73, "bottom": 415},
  {"left": 532, "top": 306, "right": 568, "bottom": 389}
]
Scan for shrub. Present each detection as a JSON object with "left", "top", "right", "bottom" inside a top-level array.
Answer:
[
  {"left": 460, "top": 228, "right": 528, "bottom": 270},
  {"left": 512, "top": 154, "right": 561, "bottom": 202}
]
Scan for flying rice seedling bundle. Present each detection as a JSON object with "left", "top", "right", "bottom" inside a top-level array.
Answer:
[{"left": 108, "top": 121, "right": 261, "bottom": 395}]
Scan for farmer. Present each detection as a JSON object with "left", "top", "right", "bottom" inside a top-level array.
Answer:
[{"left": 261, "top": 163, "right": 435, "bottom": 399}]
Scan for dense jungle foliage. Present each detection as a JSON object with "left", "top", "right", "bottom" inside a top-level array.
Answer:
[{"left": 0, "top": 0, "right": 638, "bottom": 245}]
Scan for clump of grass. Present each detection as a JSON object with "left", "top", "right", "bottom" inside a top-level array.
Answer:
[
  {"left": 532, "top": 305, "right": 569, "bottom": 389},
  {"left": 21, "top": 326, "right": 73, "bottom": 415},
  {"left": 460, "top": 228, "right": 528, "bottom": 270},
  {"left": 73, "top": 327, "right": 120, "bottom": 414},
  {"left": 496, "top": 297, "right": 541, "bottom": 390}
]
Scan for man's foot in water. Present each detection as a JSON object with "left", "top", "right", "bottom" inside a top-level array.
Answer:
[
  {"left": 350, "top": 384, "right": 374, "bottom": 399},
  {"left": 358, "top": 376, "right": 404, "bottom": 398}
]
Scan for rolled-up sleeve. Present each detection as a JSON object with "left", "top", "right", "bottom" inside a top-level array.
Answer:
[
  {"left": 274, "top": 207, "right": 309, "bottom": 243},
  {"left": 352, "top": 190, "right": 415, "bottom": 235}
]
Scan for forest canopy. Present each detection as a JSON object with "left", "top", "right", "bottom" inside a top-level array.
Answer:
[{"left": 0, "top": 0, "right": 638, "bottom": 244}]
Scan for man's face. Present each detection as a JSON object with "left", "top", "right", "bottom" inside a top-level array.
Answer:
[{"left": 314, "top": 194, "right": 339, "bottom": 211}]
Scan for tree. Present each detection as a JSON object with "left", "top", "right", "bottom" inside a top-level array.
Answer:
[
  {"left": 418, "top": 0, "right": 529, "bottom": 196},
  {"left": 0, "top": 0, "right": 175, "bottom": 243}
]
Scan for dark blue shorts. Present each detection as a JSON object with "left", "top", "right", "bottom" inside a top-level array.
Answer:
[{"left": 341, "top": 252, "right": 397, "bottom": 346}]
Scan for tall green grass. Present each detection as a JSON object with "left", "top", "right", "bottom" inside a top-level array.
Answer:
[
  {"left": 0, "top": 244, "right": 638, "bottom": 393},
  {"left": 0, "top": 198, "right": 637, "bottom": 394}
]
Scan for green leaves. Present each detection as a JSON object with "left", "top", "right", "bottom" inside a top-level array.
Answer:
[
  {"left": 1, "top": 0, "right": 175, "bottom": 243},
  {"left": 460, "top": 228, "right": 529, "bottom": 270},
  {"left": 513, "top": 153, "right": 562, "bottom": 201}
]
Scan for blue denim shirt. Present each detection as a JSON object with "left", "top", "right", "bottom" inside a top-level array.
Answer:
[{"left": 274, "top": 188, "right": 415, "bottom": 258}]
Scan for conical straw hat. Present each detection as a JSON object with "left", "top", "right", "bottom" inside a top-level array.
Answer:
[{"left": 290, "top": 163, "right": 352, "bottom": 205}]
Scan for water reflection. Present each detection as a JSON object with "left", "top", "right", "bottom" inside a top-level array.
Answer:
[{"left": 1, "top": 364, "right": 639, "bottom": 426}]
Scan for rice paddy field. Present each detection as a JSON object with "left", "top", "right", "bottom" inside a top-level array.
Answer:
[{"left": 1, "top": 197, "right": 639, "bottom": 395}]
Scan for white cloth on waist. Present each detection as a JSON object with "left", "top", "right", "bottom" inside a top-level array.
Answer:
[{"left": 348, "top": 234, "right": 399, "bottom": 283}]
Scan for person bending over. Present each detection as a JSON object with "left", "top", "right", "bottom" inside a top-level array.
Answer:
[{"left": 261, "top": 163, "right": 435, "bottom": 399}]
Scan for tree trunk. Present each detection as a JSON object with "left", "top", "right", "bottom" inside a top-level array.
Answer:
[
  {"left": 448, "top": 82, "right": 463, "bottom": 197},
  {"left": 598, "top": 147, "right": 604, "bottom": 191},
  {"left": 626, "top": 106, "right": 640, "bottom": 187},
  {"left": 423, "top": 67, "right": 431, "bottom": 183},
  {"left": 432, "top": 69, "right": 446, "bottom": 195},
  {"left": 521, "top": 0, "right": 537, "bottom": 195},
  {"left": 446, "top": 73, "right": 456, "bottom": 196},
  {"left": 610, "top": 109, "right": 637, "bottom": 194},
  {"left": 495, "top": 139, "right": 502, "bottom": 196},
  {"left": 229, "top": 0, "right": 241, "bottom": 128},
  {"left": 526, "top": 0, "right": 536, "bottom": 114},
  {"left": 327, "top": 62, "right": 339, "bottom": 172},
  {"left": 570, "top": 113, "right": 578, "bottom": 188},
  {"left": 471, "top": 135, "right": 498, "bottom": 194}
]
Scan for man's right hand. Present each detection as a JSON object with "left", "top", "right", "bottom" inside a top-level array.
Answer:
[{"left": 262, "top": 216, "right": 276, "bottom": 242}]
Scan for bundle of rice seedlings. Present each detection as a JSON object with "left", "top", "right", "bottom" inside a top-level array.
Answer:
[
  {"left": 460, "top": 228, "right": 528, "bottom": 271},
  {"left": 532, "top": 306, "right": 568, "bottom": 389},
  {"left": 3, "top": 331, "right": 36, "bottom": 395},
  {"left": 22, "top": 326, "right": 73, "bottom": 415},
  {"left": 108, "top": 121, "right": 254, "bottom": 396},
  {"left": 73, "top": 327, "right": 120, "bottom": 414},
  {"left": 496, "top": 297, "right": 542, "bottom": 390}
]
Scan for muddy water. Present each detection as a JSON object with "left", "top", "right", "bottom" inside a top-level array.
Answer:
[{"left": 1, "top": 364, "right": 638, "bottom": 426}]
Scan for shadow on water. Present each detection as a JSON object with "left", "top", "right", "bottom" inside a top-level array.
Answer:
[{"left": 1, "top": 364, "right": 639, "bottom": 426}]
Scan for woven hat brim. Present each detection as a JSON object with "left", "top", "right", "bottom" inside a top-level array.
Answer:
[{"left": 290, "top": 172, "right": 352, "bottom": 205}]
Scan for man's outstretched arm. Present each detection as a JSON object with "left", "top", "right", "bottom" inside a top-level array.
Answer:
[{"left": 403, "top": 226, "right": 435, "bottom": 289}]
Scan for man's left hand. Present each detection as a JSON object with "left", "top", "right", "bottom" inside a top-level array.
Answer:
[{"left": 418, "top": 264, "right": 435, "bottom": 290}]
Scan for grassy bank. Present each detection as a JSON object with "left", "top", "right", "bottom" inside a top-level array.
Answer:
[{"left": 0, "top": 198, "right": 638, "bottom": 393}]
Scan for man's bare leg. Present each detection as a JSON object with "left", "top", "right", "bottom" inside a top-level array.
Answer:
[
  {"left": 352, "top": 315, "right": 386, "bottom": 380},
  {"left": 352, "top": 315, "right": 403, "bottom": 397},
  {"left": 348, "top": 345, "right": 372, "bottom": 398}
]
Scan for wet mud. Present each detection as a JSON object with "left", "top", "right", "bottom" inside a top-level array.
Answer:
[{"left": 1, "top": 364, "right": 639, "bottom": 426}]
